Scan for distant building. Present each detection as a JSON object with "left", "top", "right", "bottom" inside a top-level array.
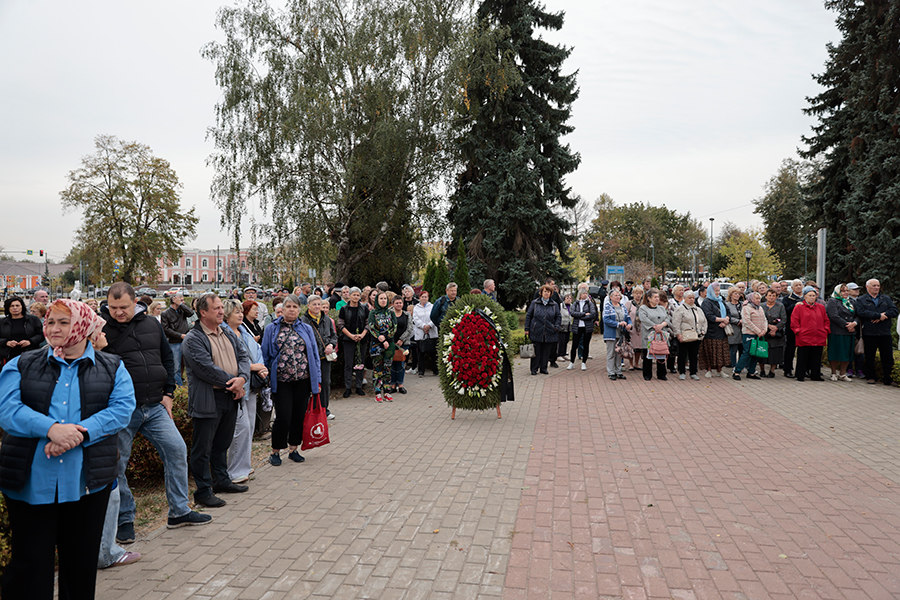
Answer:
[
  {"left": 155, "top": 248, "right": 255, "bottom": 287},
  {"left": 0, "top": 260, "right": 70, "bottom": 293}
]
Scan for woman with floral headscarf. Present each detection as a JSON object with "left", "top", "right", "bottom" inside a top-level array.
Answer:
[
  {"left": 0, "top": 299, "right": 136, "bottom": 599},
  {"left": 699, "top": 282, "right": 732, "bottom": 377},
  {"left": 826, "top": 283, "right": 858, "bottom": 381}
]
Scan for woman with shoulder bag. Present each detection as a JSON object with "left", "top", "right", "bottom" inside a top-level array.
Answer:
[
  {"left": 568, "top": 284, "right": 598, "bottom": 371},
  {"left": 224, "top": 300, "right": 268, "bottom": 484},
  {"left": 638, "top": 288, "right": 671, "bottom": 381},
  {"left": 734, "top": 291, "right": 767, "bottom": 380},
  {"left": 825, "top": 283, "right": 858, "bottom": 381},
  {"left": 338, "top": 287, "right": 369, "bottom": 396},
  {"left": 699, "top": 282, "right": 732, "bottom": 378},
  {"left": 390, "top": 295, "right": 413, "bottom": 395},
  {"left": 724, "top": 287, "right": 744, "bottom": 375},
  {"left": 672, "top": 290, "right": 707, "bottom": 379},
  {"left": 525, "top": 285, "right": 562, "bottom": 375},
  {"left": 761, "top": 289, "right": 788, "bottom": 378},
  {"left": 627, "top": 287, "right": 645, "bottom": 371},
  {"left": 412, "top": 291, "right": 438, "bottom": 377},
  {"left": 602, "top": 289, "right": 632, "bottom": 380},
  {"left": 557, "top": 293, "right": 574, "bottom": 363},
  {"left": 301, "top": 296, "right": 338, "bottom": 418}
]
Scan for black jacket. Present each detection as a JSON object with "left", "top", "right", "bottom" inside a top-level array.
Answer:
[
  {"left": 160, "top": 303, "right": 195, "bottom": 343},
  {"left": 102, "top": 304, "right": 176, "bottom": 405},
  {"left": 525, "top": 299, "right": 562, "bottom": 343},
  {"left": 0, "top": 314, "right": 44, "bottom": 361},
  {"left": 855, "top": 293, "right": 899, "bottom": 337},
  {"left": 301, "top": 312, "right": 338, "bottom": 360},
  {"left": 0, "top": 349, "right": 120, "bottom": 492}
]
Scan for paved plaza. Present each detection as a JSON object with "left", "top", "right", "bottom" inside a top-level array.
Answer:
[{"left": 96, "top": 342, "right": 900, "bottom": 599}]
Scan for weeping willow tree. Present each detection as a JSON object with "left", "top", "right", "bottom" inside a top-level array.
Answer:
[{"left": 204, "top": 0, "right": 471, "bottom": 284}]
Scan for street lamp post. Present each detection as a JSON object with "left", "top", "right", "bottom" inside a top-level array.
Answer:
[
  {"left": 709, "top": 218, "right": 715, "bottom": 277},
  {"left": 650, "top": 240, "right": 655, "bottom": 283},
  {"left": 745, "top": 249, "right": 753, "bottom": 292}
]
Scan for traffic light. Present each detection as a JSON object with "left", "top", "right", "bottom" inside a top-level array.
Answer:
[{"left": 40, "top": 250, "right": 44, "bottom": 257}]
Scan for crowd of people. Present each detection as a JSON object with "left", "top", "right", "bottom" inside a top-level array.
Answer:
[
  {"left": 525, "top": 276, "right": 898, "bottom": 386},
  {"left": 0, "top": 273, "right": 897, "bottom": 599}
]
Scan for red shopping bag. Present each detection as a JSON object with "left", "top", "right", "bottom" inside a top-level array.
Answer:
[{"left": 301, "top": 393, "right": 330, "bottom": 450}]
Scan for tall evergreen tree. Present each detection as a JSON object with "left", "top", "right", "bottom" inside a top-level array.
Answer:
[
  {"left": 432, "top": 255, "right": 451, "bottom": 300},
  {"left": 449, "top": 0, "right": 580, "bottom": 309},
  {"left": 422, "top": 256, "right": 436, "bottom": 298},
  {"left": 800, "top": 1, "right": 900, "bottom": 292},
  {"left": 452, "top": 237, "right": 472, "bottom": 293}
]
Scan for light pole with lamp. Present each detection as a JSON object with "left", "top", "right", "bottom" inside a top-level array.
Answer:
[
  {"left": 745, "top": 249, "right": 753, "bottom": 292},
  {"left": 709, "top": 218, "right": 715, "bottom": 277},
  {"left": 650, "top": 239, "right": 655, "bottom": 283}
]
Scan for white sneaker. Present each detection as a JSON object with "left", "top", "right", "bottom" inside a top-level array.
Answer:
[
  {"left": 840, "top": 374, "right": 852, "bottom": 382},
  {"left": 691, "top": 374, "right": 700, "bottom": 380},
  {"left": 327, "top": 411, "right": 336, "bottom": 420},
  {"left": 720, "top": 371, "right": 729, "bottom": 378},
  {"left": 830, "top": 374, "right": 838, "bottom": 381},
  {"left": 581, "top": 363, "right": 587, "bottom": 371},
  {"left": 566, "top": 363, "right": 574, "bottom": 370},
  {"left": 679, "top": 374, "right": 686, "bottom": 380},
  {"left": 705, "top": 371, "right": 713, "bottom": 378}
]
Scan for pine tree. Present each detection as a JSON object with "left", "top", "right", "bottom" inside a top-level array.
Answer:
[
  {"left": 452, "top": 238, "right": 472, "bottom": 294},
  {"left": 449, "top": 0, "right": 580, "bottom": 309},
  {"left": 432, "top": 254, "right": 451, "bottom": 300},
  {"left": 422, "top": 257, "right": 436, "bottom": 297},
  {"left": 800, "top": 1, "right": 900, "bottom": 292}
]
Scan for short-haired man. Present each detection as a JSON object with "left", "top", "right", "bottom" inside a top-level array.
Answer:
[
  {"left": 32, "top": 288, "right": 49, "bottom": 306},
  {"left": 242, "top": 286, "right": 268, "bottom": 322},
  {"left": 183, "top": 293, "right": 251, "bottom": 507},
  {"left": 642, "top": 278, "right": 652, "bottom": 292},
  {"left": 296, "top": 282, "right": 312, "bottom": 305},
  {"left": 375, "top": 281, "right": 390, "bottom": 293},
  {"left": 483, "top": 279, "right": 496, "bottom": 301},
  {"left": 102, "top": 283, "right": 210, "bottom": 544},
  {"left": 160, "top": 293, "right": 194, "bottom": 386},
  {"left": 335, "top": 286, "right": 351, "bottom": 311},
  {"left": 855, "top": 279, "right": 899, "bottom": 386},
  {"left": 430, "top": 282, "right": 459, "bottom": 326}
]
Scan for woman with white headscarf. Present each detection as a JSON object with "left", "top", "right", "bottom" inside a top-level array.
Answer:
[
  {"left": 699, "top": 282, "right": 732, "bottom": 377},
  {"left": 733, "top": 291, "right": 767, "bottom": 380}
]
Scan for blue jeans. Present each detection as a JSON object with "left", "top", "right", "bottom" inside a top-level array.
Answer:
[
  {"left": 735, "top": 334, "right": 759, "bottom": 375},
  {"left": 391, "top": 359, "right": 406, "bottom": 386},
  {"left": 117, "top": 402, "right": 191, "bottom": 524},
  {"left": 170, "top": 342, "right": 184, "bottom": 386},
  {"left": 98, "top": 484, "right": 125, "bottom": 568}
]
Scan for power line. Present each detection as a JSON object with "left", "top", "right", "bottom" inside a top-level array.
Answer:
[{"left": 697, "top": 202, "right": 755, "bottom": 220}]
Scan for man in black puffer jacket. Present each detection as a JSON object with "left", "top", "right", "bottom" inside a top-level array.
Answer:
[{"left": 102, "top": 282, "right": 210, "bottom": 546}]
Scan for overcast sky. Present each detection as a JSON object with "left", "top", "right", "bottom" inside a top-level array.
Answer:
[{"left": 0, "top": 0, "right": 839, "bottom": 264}]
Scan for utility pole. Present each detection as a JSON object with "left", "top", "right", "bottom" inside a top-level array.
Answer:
[{"left": 709, "top": 218, "right": 715, "bottom": 277}]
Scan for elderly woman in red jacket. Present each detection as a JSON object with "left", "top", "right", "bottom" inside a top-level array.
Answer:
[{"left": 791, "top": 285, "right": 830, "bottom": 382}]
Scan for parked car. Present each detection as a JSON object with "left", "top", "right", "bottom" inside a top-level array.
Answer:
[
  {"left": 163, "top": 287, "right": 183, "bottom": 298},
  {"left": 136, "top": 287, "right": 158, "bottom": 297}
]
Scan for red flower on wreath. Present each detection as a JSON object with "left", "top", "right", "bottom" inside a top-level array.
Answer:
[{"left": 447, "top": 313, "right": 501, "bottom": 390}]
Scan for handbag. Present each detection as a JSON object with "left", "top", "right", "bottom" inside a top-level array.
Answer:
[
  {"left": 519, "top": 343, "right": 536, "bottom": 359},
  {"left": 300, "top": 393, "right": 330, "bottom": 451},
  {"left": 615, "top": 334, "right": 634, "bottom": 359},
  {"left": 648, "top": 332, "right": 669, "bottom": 356},
  {"left": 854, "top": 336, "right": 865, "bottom": 355},
  {"left": 250, "top": 370, "right": 269, "bottom": 391},
  {"left": 724, "top": 323, "right": 734, "bottom": 336},
  {"left": 749, "top": 337, "right": 769, "bottom": 358},
  {"left": 681, "top": 308, "right": 699, "bottom": 342},
  {"left": 393, "top": 347, "right": 406, "bottom": 362}
]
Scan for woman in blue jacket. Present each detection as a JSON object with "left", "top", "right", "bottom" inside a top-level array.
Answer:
[
  {"left": 602, "top": 289, "right": 633, "bottom": 381},
  {"left": 261, "top": 295, "right": 321, "bottom": 466}
]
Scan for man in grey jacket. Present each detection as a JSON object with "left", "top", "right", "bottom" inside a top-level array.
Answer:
[
  {"left": 160, "top": 293, "right": 193, "bottom": 385},
  {"left": 182, "top": 293, "right": 251, "bottom": 508}
]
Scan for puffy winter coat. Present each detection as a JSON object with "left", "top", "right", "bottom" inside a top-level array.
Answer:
[
  {"left": 525, "top": 299, "right": 561, "bottom": 343},
  {"left": 791, "top": 300, "right": 830, "bottom": 347}
]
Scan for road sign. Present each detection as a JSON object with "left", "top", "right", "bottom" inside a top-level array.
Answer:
[
  {"left": 308, "top": 268, "right": 317, "bottom": 278},
  {"left": 606, "top": 265, "right": 624, "bottom": 281},
  {"left": 26, "top": 250, "right": 33, "bottom": 256}
]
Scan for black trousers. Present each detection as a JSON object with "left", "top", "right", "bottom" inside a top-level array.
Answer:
[
  {"left": 643, "top": 357, "right": 667, "bottom": 380},
  {"left": 864, "top": 335, "right": 895, "bottom": 383},
  {"left": 677, "top": 340, "right": 701, "bottom": 375},
  {"left": 794, "top": 346, "right": 824, "bottom": 381},
  {"left": 191, "top": 390, "right": 238, "bottom": 495},
  {"left": 783, "top": 329, "right": 797, "bottom": 373},
  {"left": 319, "top": 360, "right": 331, "bottom": 410},
  {"left": 530, "top": 341, "right": 554, "bottom": 374},
  {"left": 557, "top": 331, "right": 569, "bottom": 358},
  {"left": 417, "top": 338, "right": 438, "bottom": 375},
  {"left": 342, "top": 339, "right": 365, "bottom": 390},
  {"left": 407, "top": 340, "right": 418, "bottom": 371},
  {"left": 667, "top": 339, "right": 679, "bottom": 372},
  {"left": 570, "top": 328, "right": 593, "bottom": 362},
  {"left": 271, "top": 378, "right": 311, "bottom": 450},
  {"left": 3, "top": 485, "right": 111, "bottom": 600}
]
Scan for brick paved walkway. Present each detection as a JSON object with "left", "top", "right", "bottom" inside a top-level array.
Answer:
[
  {"left": 96, "top": 342, "right": 900, "bottom": 599},
  {"left": 506, "top": 357, "right": 900, "bottom": 600}
]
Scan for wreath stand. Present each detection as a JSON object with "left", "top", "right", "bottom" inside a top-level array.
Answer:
[{"left": 451, "top": 403, "right": 501, "bottom": 420}]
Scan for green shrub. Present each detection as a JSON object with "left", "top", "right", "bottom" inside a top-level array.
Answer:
[
  {"left": 125, "top": 385, "right": 193, "bottom": 489},
  {"left": 504, "top": 310, "right": 520, "bottom": 331},
  {"left": 509, "top": 329, "right": 529, "bottom": 357}
]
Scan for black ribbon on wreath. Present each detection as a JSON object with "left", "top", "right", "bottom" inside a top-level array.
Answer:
[{"left": 472, "top": 308, "right": 515, "bottom": 403}]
